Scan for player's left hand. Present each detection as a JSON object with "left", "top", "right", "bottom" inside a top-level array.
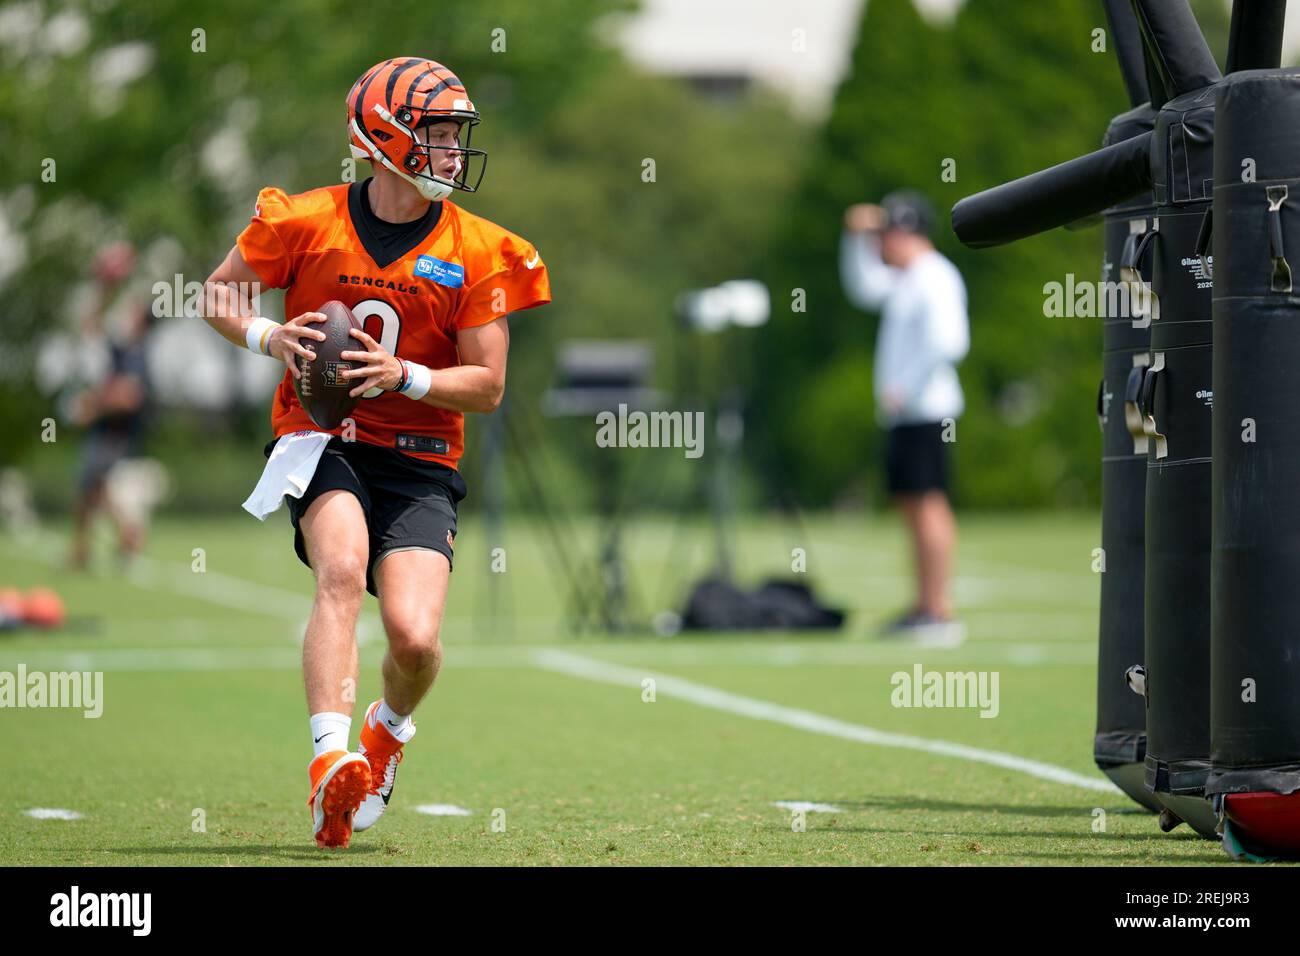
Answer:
[{"left": 340, "top": 328, "right": 403, "bottom": 397}]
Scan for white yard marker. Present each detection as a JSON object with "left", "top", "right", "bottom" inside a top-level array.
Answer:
[
  {"left": 532, "top": 649, "right": 1118, "bottom": 795},
  {"left": 774, "top": 801, "right": 844, "bottom": 813},
  {"left": 26, "top": 808, "right": 83, "bottom": 820},
  {"left": 413, "top": 804, "right": 472, "bottom": 817}
]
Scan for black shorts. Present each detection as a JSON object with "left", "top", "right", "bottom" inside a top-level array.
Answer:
[
  {"left": 80, "top": 431, "right": 131, "bottom": 493},
  {"left": 884, "top": 422, "right": 951, "bottom": 495},
  {"left": 266, "top": 437, "right": 468, "bottom": 597}
]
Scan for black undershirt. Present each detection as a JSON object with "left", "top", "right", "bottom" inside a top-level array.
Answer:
[{"left": 350, "top": 177, "right": 442, "bottom": 269}]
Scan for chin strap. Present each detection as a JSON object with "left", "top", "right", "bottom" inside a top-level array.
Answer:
[{"left": 349, "top": 113, "right": 455, "bottom": 202}]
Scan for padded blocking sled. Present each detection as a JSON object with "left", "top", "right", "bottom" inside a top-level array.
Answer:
[
  {"left": 1094, "top": 0, "right": 1160, "bottom": 813},
  {"left": 1094, "top": 104, "right": 1159, "bottom": 815},
  {"left": 1205, "top": 69, "right": 1300, "bottom": 856}
]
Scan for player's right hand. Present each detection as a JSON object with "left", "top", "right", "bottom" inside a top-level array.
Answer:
[
  {"left": 845, "top": 203, "right": 886, "bottom": 233},
  {"left": 267, "top": 312, "right": 328, "bottom": 380}
]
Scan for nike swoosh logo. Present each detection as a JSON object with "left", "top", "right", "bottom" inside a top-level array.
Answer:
[
  {"left": 525, "top": 252, "right": 540, "bottom": 269},
  {"left": 382, "top": 762, "right": 398, "bottom": 804},
  {"left": 386, "top": 719, "right": 401, "bottom": 728},
  {"left": 313, "top": 733, "right": 328, "bottom": 743}
]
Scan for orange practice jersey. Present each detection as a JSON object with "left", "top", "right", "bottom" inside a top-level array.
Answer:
[{"left": 236, "top": 182, "right": 550, "bottom": 468}]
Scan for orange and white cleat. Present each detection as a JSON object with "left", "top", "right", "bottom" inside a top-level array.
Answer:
[
  {"left": 307, "top": 750, "right": 371, "bottom": 849},
  {"left": 354, "top": 701, "right": 415, "bottom": 832}
]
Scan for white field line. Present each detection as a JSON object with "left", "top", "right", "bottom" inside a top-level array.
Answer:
[
  {"left": 124, "top": 557, "right": 313, "bottom": 620},
  {"left": 802, "top": 536, "right": 1098, "bottom": 586},
  {"left": 16, "top": 534, "right": 1100, "bottom": 658},
  {"left": 0, "top": 647, "right": 305, "bottom": 672},
  {"left": 18, "top": 529, "right": 386, "bottom": 645},
  {"left": 551, "top": 641, "right": 1097, "bottom": 667},
  {"left": 13, "top": 529, "right": 1094, "bottom": 661},
  {"left": 0, "top": 639, "right": 1098, "bottom": 674},
  {"left": 0, "top": 645, "right": 528, "bottom": 672},
  {"left": 774, "top": 801, "right": 844, "bottom": 813},
  {"left": 15, "top": 531, "right": 1095, "bottom": 650},
  {"left": 25, "top": 808, "right": 83, "bottom": 821},
  {"left": 531, "top": 649, "right": 1118, "bottom": 795},
  {"left": 413, "top": 804, "right": 472, "bottom": 817},
  {"left": 20, "top": 528, "right": 309, "bottom": 621},
  {"left": 837, "top": 574, "right": 1092, "bottom": 607},
  {"left": 123, "top": 559, "right": 384, "bottom": 647}
]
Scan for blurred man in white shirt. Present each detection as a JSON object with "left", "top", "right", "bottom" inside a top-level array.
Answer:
[{"left": 841, "top": 190, "right": 969, "bottom": 642}]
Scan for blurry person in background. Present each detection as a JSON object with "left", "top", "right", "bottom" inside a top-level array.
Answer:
[
  {"left": 68, "top": 243, "right": 154, "bottom": 571},
  {"left": 841, "top": 190, "right": 969, "bottom": 644}
]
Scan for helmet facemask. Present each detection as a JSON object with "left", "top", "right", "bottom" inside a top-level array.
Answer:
[{"left": 363, "top": 103, "right": 486, "bottom": 201}]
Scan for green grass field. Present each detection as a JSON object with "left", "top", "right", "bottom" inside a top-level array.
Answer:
[{"left": 0, "top": 508, "right": 1253, "bottom": 865}]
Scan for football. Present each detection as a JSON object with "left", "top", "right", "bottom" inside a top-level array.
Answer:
[{"left": 293, "top": 300, "right": 363, "bottom": 430}]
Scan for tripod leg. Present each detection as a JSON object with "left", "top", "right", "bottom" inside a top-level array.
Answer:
[{"left": 502, "top": 405, "right": 604, "bottom": 635}]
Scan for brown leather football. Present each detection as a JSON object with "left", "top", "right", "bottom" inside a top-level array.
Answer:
[{"left": 292, "top": 300, "right": 363, "bottom": 430}]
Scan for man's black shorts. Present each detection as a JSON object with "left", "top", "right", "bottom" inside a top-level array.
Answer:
[
  {"left": 265, "top": 437, "right": 467, "bottom": 597},
  {"left": 884, "top": 421, "right": 951, "bottom": 495}
]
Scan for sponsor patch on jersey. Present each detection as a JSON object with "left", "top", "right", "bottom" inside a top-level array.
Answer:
[{"left": 413, "top": 255, "right": 465, "bottom": 288}]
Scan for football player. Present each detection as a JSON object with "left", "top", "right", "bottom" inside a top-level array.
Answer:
[{"left": 200, "top": 57, "right": 550, "bottom": 848}]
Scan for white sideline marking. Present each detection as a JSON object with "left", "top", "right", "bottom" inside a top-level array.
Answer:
[
  {"left": 126, "top": 558, "right": 312, "bottom": 620},
  {"left": 413, "top": 804, "right": 472, "bottom": 816},
  {"left": 15, "top": 530, "right": 1095, "bottom": 651},
  {"left": 21, "top": 529, "right": 383, "bottom": 644},
  {"left": 0, "top": 648, "right": 306, "bottom": 672},
  {"left": 0, "top": 640, "right": 1097, "bottom": 675},
  {"left": 26, "top": 808, "right": 83, "bottom": 820},
  {"left": 20, "top": 529, "right": 309, "bottom": 622},
  {"left": 804, "top": 540, "right": 1097, "bottom": 600},
  {"left": 774, "top": 801, "right": 844, "bottom": 813},
  {"left": 0, "top": 645, "right": 542, "bottom": 673},
  {"left": 532, "top": 649, "right": 1118, "bottom": 795},
  {"left": 0, "top": 639, "right": 1094, "bottom": 681}
]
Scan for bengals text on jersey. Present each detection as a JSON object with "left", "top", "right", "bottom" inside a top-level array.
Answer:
[{"left": 236, "top": 181, "right": 550, "bottom": 469}]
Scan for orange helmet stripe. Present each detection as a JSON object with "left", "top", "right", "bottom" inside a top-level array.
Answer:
[
  {"left": 397, "top": 64, "right": 438, "bottom": 109},
  {"left": 384, "top": 58, "right": 426, "bottom": 113},
  {"left": 351, "top": 61, "right": 389, "bottom": 124},
  {"left": 348, "top": 58, "right": 472, "bottom": 120},
  {"left": 416, "top": 73, "right": 464, "bottom": 110}
]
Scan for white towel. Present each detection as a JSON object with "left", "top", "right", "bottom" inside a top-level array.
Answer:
[{"left": 241, "top": 430, "right": 333, "bottom": 521}]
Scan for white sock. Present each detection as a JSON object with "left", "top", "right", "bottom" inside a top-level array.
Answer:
[
  {"left": 310, "top": 712, "right": 352, "bottom": 757},
  {"left": 375, "top": 699, "right": 416, "bottom": 742}
]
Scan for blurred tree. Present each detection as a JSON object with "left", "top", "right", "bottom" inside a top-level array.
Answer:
[
  {"left": 1190, "top": 0, "right": 1232, "bottom": 68},
  {"left": 0, "top": 0, "right": 802, "bottom": 518},
  {"left": 750, "top": 0, "right": 1231, "bottom": 509},
  {"left": 751, "top": 0, "right": 958, "bottom": 508}
]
